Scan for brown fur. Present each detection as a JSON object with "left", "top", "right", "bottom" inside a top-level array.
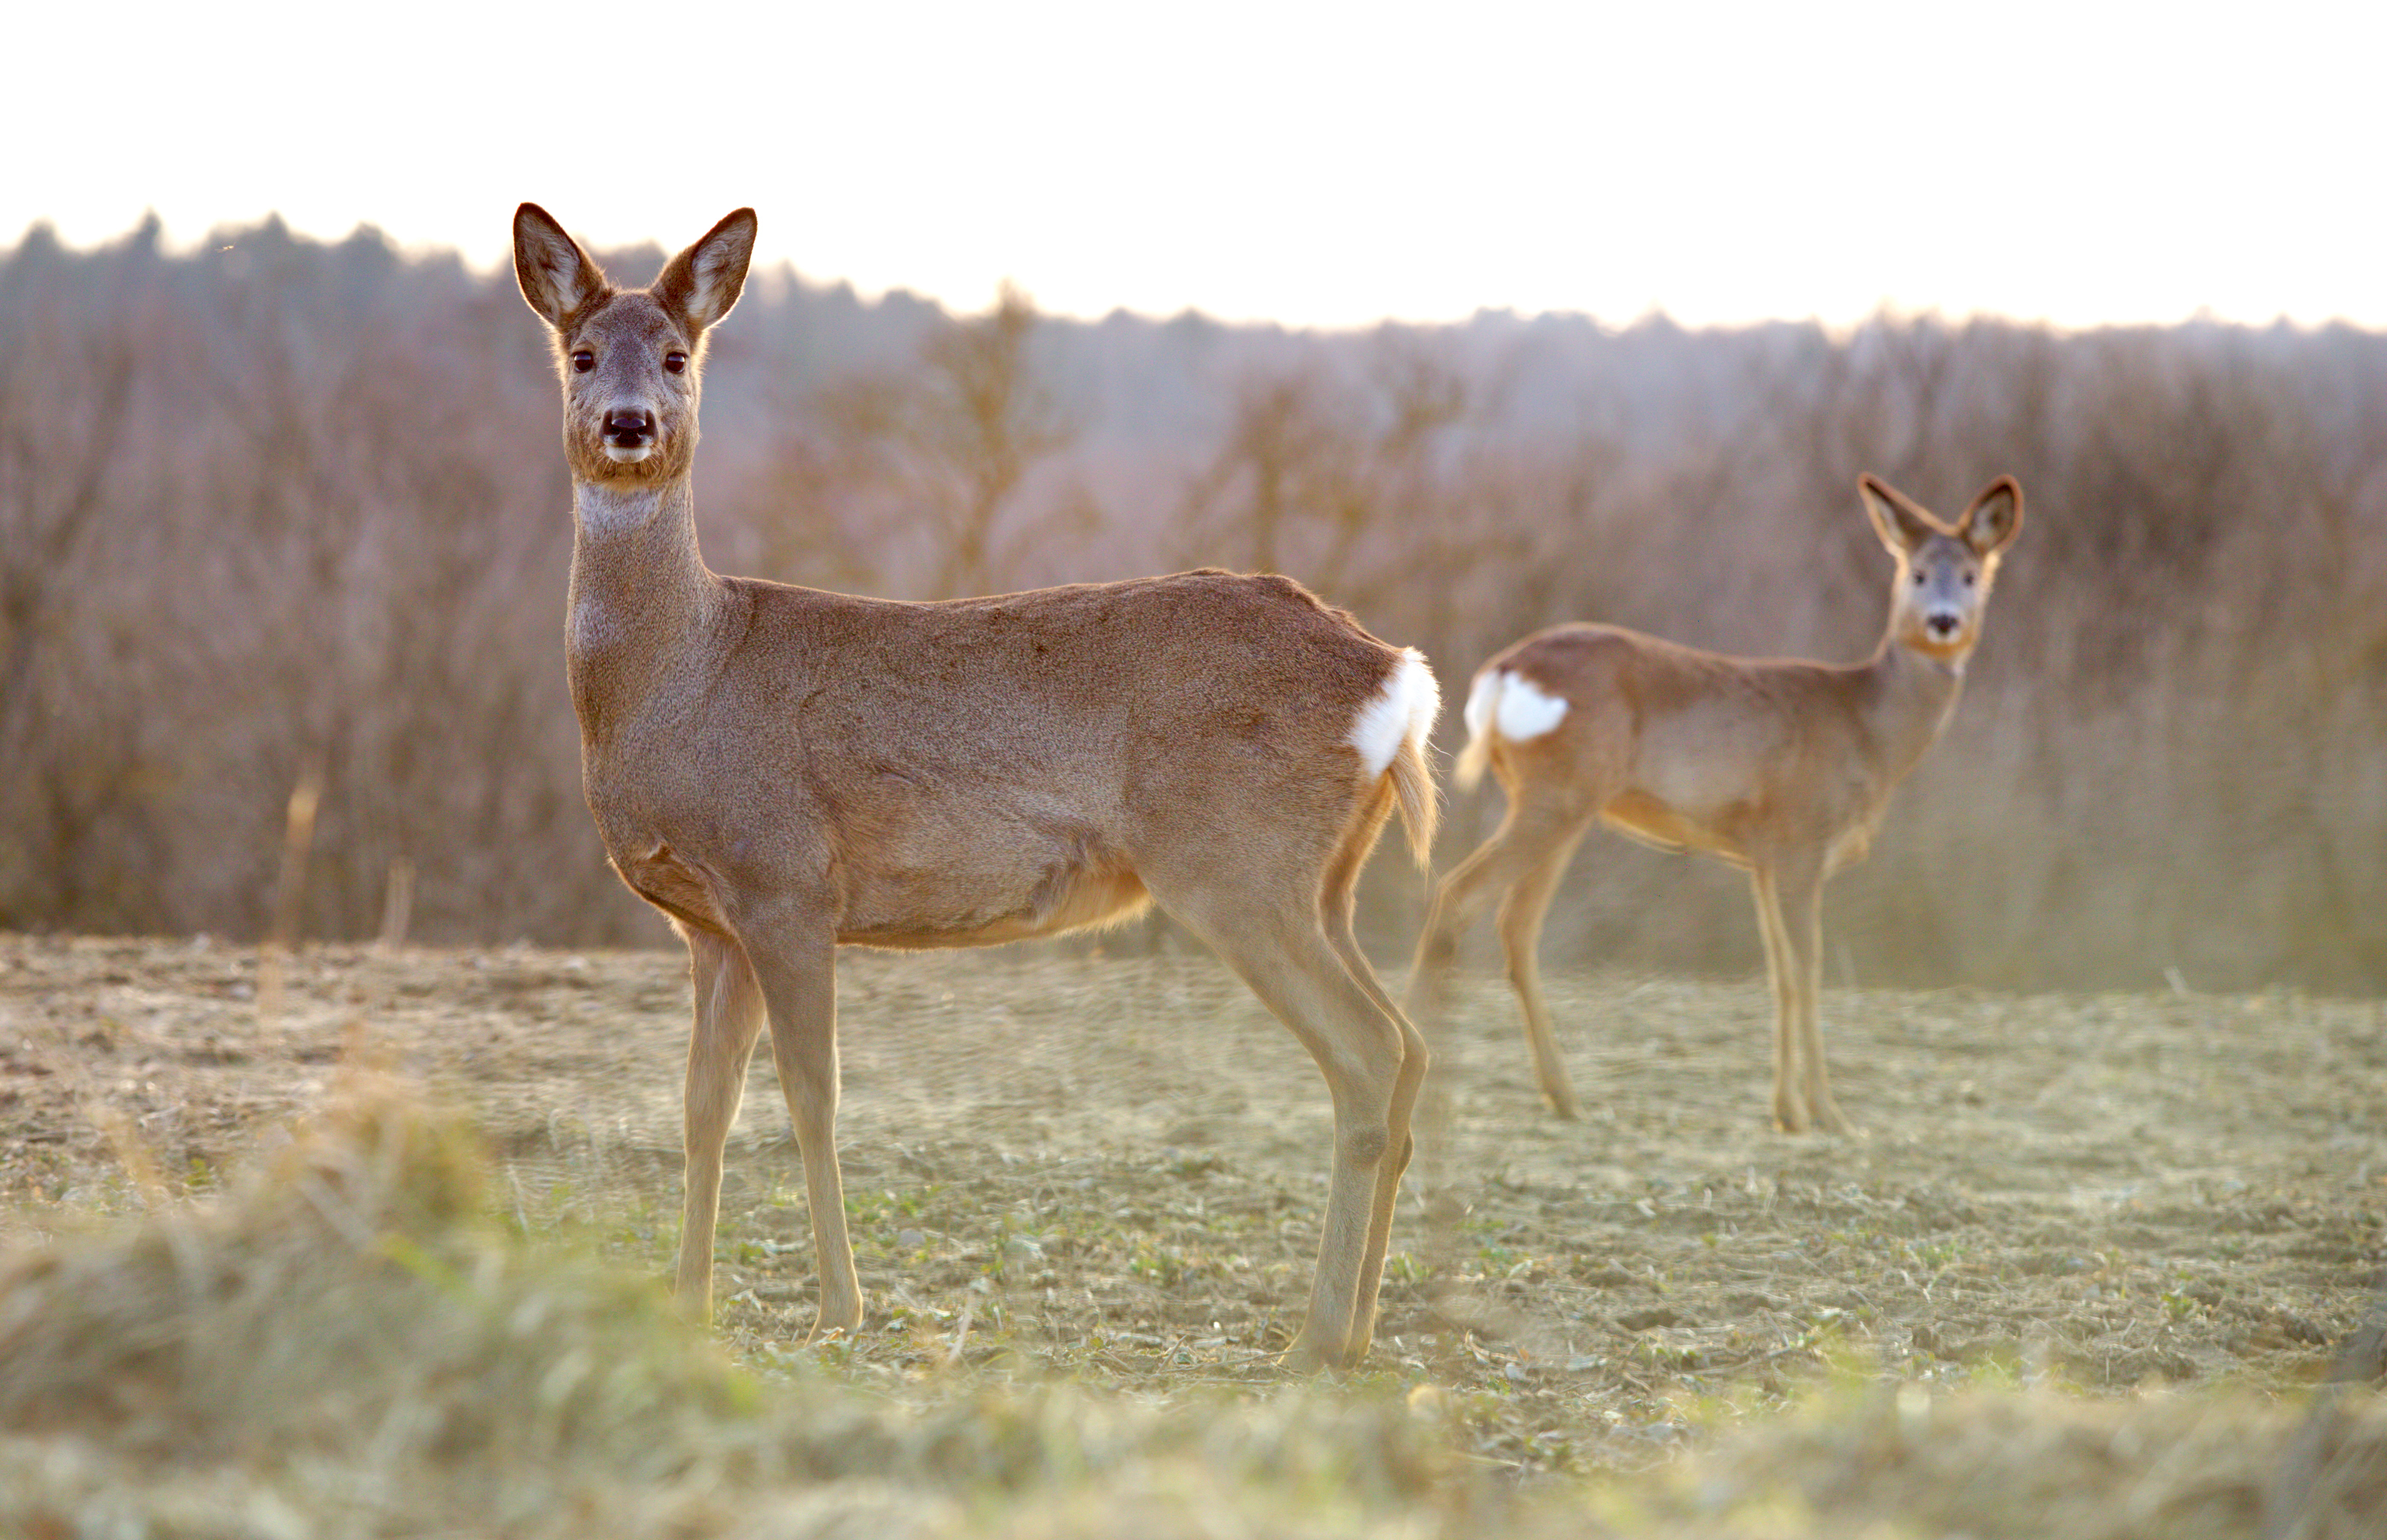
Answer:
[
  {"left": 513, "top": 204, "right": 1440, "bottom": 1370},
  {"left": 1410, "top": 475, "right": 2022, "bottom": 1134},
  {"left": 1385, "top": 725, "right": 1436, "bottom": 868}
]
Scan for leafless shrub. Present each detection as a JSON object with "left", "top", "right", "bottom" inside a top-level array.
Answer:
[
  {"left": 747, "top": 282, "right": 1090, "bottom": 599},
  {"left": 3, "top": 218, "right": 2380, "bottom": 989}
]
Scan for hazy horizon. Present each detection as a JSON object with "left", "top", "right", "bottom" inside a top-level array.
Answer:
[
  {"left": 10, "top": 1, "right": 2381, "bottom": 332},
  {"left": 15, "top": 204, "right": 2383, "bottom": 343}
]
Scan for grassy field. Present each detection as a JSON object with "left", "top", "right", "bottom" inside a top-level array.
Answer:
[{"left": 1, "top": 932, "right": 2382, "bottom": 1535}]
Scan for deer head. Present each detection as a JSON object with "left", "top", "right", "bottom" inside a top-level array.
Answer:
[
  {"left": 1860, "top": 474, "right": 2024, "bottom": 664},
  {"left": 513, "top": 204, "right": 757, "bottom": 487}
]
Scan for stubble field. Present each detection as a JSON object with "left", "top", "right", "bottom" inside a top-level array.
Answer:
[{"left": 2, "top": 931, "right": 2383, "bottom": 1535}]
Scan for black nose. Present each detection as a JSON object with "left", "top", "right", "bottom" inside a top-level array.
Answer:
[
  {"left": 604, "top": 409, "right": 653, "bottom": 445},
  {"left": 1927, "top": 614, "right": 1959, "bottom": 638}
]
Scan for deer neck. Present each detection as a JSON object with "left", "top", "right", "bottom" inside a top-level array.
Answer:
[
  {"left": 1857, "top": 626, "right": 1967, "bottom": 786},
  {"left": 565, "top": 476, "right": 721, "bottom": 738}
]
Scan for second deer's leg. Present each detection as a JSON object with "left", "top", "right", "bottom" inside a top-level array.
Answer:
[
  {"left": 677, "top": 926, "right": 768, "bottom": 1320},
  {"left": 1405, "top": 787, "right": 1594, "bottom": 1121},
  {"left": 1496, "top": 821, "right": 1593, "bottom": 1120},
  {"left": 1404, "top": 811, "right": 1534, "bottom": 1021},
  {"left": 741, "top": 911, "right": 863, "bottom": 1340},
  {"left": 1749, "top": 865, "right": 1807, "bottom": 1132},
  {"left": 1401, "top": 825, "right": 1528, "bottom": 1183}
]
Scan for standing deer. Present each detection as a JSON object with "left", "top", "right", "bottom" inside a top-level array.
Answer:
[
  {"left": 1406, "top": 475, "right": 2022, "bottom": 1133},
  {"left": 511, "top": 204, "right": 1441, "bottom": 1370}
]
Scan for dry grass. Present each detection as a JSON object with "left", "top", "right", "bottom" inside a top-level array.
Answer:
[
  {"left": 0, "top": 1072, "right": 749, "bottom": 1535},
  {"left": 0, "top": 1075, "right": 1472, "bottom": 1538},
  {"left": 1, "top": 1067, "right": 2381, "bottom": 1538},
  {"left": 1617, "top": 1378, "right": 2387, "bottom": 1539}
]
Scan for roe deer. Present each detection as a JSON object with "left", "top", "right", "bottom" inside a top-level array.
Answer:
[
  {"left": 1406, "top": 475, "right": 2022, "bottom": 1133},
  {"left": 511, "top": 204, "right": 1440, "bottom": 1370}
]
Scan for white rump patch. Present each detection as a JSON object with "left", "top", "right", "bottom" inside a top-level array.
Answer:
[
  {"left": 1461, "top": 669, "right": 1503, "bottom": 744},
  {"left": 1468, "top": 669, "right": 1569, "bottom": 744},
  {"left": 1347, "top": 648, "right": 1441, "bottom": 778},
  {"left": 1497, "top": 672, "right": 1570, "bottom": 740}
]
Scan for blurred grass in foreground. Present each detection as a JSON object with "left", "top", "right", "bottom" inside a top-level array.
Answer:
[{"left": 0, "top": 1077, "right": 2379, "bottom": 1539}]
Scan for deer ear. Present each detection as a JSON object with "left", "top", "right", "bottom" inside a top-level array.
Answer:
[
  {"left": 654, "top": 207, "right": 757, "bottom": 333},
  {"left": 1858, "top": 474, "right": 1940, "bottom": 555},
  {"left": 513, "top": 203, "right": 610, "bottom": 328},
  {"left": 1959, "top": 475, "right": 2024, "bottom": 555}
]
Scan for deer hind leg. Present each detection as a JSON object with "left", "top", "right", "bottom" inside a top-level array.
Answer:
[
  {"left": 677, "top": 925, "right": 768, "bottom": 1321},
  {"left": 1402, "top": 815, "right": 1527, "bottom": 1181},
  {"left": 1405, "top": 805, "right": 1528, "bottom": 1023},
  {"left": 1752, "top": 854, "right": 1844, "bottom": 1133},
  {"left": 1496, "top": 819, "right": 1594, "bottom": 1120},
  {"left": 738, "top": 907, "right": 863, "bottom": 1341},
  {"left": 1405, "top": 782, "right": 1597, "bottom": 1120},
  {"left": 1317, "top": 783, "right": 1428, "bottom": 1364},
  {"left": 1156, "top": 866, "right": 1410, "bottom": 1372}
]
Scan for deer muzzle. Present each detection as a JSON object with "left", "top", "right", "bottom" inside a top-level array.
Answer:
[{"left": 603, "top": 408, "right": 655, "bottom": 463}]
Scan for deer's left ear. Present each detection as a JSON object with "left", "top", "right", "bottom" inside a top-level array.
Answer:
[
  {"left": 1958, "top": 476, "right": 2023, "bottom": 556},
  {"left": 654, "top": 207, "right": 758, "bottom": 334}
]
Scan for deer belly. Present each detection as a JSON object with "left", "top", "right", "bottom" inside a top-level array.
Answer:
[
  {"left": 614, "top": 845, "right": 732, "bottom": 933},
  {"left": 1600, "top": 793, "right": 1750, "bottom": 865},
  {"left": 836, "top": 820, "right": 1150, "bottom": 949}
]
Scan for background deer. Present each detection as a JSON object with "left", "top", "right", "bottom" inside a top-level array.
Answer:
[
  {"left": 1407, "top": 475, "right": 2022, "bottom": 1132},
  {"left": 511, "top": 204, "right": 1440, "bottom": 1371}
]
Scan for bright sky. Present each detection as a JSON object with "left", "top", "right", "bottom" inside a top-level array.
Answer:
[{"left": 9, "top": 1, "right": 2380, "bottom": 330}]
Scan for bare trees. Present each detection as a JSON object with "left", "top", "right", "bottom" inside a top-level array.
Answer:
[
  {"left": 1175, "top": 337, "right": 1473, "bottom": 618},
  {"left": 0, "top": 220, "right": 624, "bottom": 946},
  {"left": 1, "top": 214, "right": 2381, "bottom": 991},
  {"left": 0, "top": 226, "right": 154, "bottom": 930},
  {"left": 754, "top": 283, "right": 1088, "bottom": 598}
]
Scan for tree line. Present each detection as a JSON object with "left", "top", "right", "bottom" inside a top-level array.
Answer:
[{"left": 3, "top": 216, "right": 2380, "bottom": 990}]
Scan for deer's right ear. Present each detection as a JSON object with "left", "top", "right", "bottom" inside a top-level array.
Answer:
[
  {"left": 1958, "top": 475, "right": 2024, "bottom": 556},
  {"left": 513, "top": 203, "right": 609, "bottom": 329},
  {"left": 1858, "top": 474, "right": 1940, "bottom": 555}
]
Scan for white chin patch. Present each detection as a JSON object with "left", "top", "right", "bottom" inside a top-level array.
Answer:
[
  {"left": 603, "top": 444, "right": 652, "bottom": 464},
  {"left": 1492, "top": 671, "right": 1569, "bottom": 741},
  {"left": 1347, "top": 648, "right": 1442, "bottom": 778}
]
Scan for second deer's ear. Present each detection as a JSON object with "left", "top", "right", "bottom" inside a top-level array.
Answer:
[
  {"left": 655, "top": 208, "right": 758, "bottom": 334},
  {"left": 513, "top": 203, "right": 610, "bottom": 328},
  {"left": 1858, "top": 474, "right": 1941, "bottom": 555},
  {"left": 1958, "top": 476, "right": 2024, "bottom": 555}
]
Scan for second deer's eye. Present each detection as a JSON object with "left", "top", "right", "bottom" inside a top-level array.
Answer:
[
  {"left": 571, "top": 350, "right": 595, "bottom": 373},
  {"left": 664, "top": 351, "right": 688, "bottom": 375}
]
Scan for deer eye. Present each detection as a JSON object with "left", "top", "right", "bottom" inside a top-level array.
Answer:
[
  {"left": 663, "top": 351, "right": 688, "bottom": 375},
  {"left": 1912, "top": 570, "right": 1927, "bottom": 585},
  {"left": 1963, "top": 570, "right": 1977, "bottom": 587},
  {"left": 570, "top": 350, "right": 595, "bottom": 374}
]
